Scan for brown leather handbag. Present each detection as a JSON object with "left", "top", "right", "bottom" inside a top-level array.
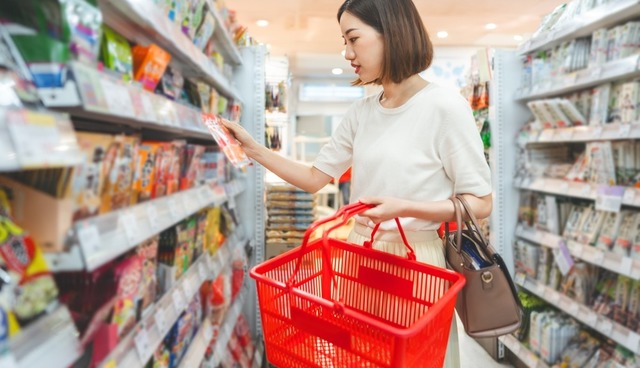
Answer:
[{"left": 445, "top": 195, "right": 522, "bottom": 338}]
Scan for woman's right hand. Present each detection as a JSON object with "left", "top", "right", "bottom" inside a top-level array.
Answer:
[{"left": 221, "top": 119, "right": 260, "bottom": 157}]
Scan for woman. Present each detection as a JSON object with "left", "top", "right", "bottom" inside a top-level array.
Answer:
[{"left": 223, "top": 0, "right": 492, "bottom": 366}]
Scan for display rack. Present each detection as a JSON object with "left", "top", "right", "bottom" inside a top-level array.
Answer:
[
  {"left": 498, "top": 334, "right": 550, "bottom": 368},
  {"left": 45, "top": 179, "right": 245, "bottom": 272},
  {"left": 515, "top": 274, "right": 640, "bottom": 354},
  {"left": 98, "top": 233, "right": 246, "bottom": 368},
  {"left": 515, "top": 54, "right": 640, "bottom": 100},
  {"left": 518, "top": 0, "right": 640, "bottom": 55},
  {"left": 490, "top": 1, "right": 640, "bottom": 362},
  {"left": 0, "top": 108, "right": 82, "bottom": 171},
  {"left": 8, "top": 305, "right": 81, "bottom": 368},
  {"left": 98, "top": 0, "right": 242, "bottom": 101},
  {"left": 204, "top": 287, "right": 248, "bottom": 368},
  {"left": 515, "top": 224, "right": 640, "bottom": 279}
]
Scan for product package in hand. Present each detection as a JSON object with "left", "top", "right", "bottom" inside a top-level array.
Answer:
[{"left": 202, "top": 113, "right": 252, "bottom": 170}]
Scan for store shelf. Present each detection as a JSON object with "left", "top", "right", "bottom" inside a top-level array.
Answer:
[
  {"left": 177, "top": 317, "right": 214, "bottom": 368},
  {"left": 45, "top": 180, "right": 233, "bottom": 272},
  {"left": 206, "top": 0, "right": 243, "bottom": 65},
  {"left": 516, "top": 177, "right": 640, "bottom": 209},
  {"left": 0, "top": 108, "right": 82, "bottom": 172},
  {"left": 202, "top": 288, "right": 248, "bottom": 368},
  {"left": 515, "top": 274, "right": 640, "bottom": 354},
  {"left": 524, "top": 123, "right": 640, "bottom": 144},
  {"left": 37, "top": 62, "right": 212, "bottom": 140},
  {"left": 499, "top": 334, "right": 549, "bottom": 368},
  {"left": 99, "top": 235, "right": 243, "bottom": 368},
  {"left": 518, "top": 0, "right": 640, "bottom": 55},
  {"left": 97, "top": 0, "right": 242, "bottom": 102},
  {"left": 7, "top": 305, "right": 81, "bottom": 368},
  {"left": 515, "top": 54, "right": 640, "bottom": 101},
  {"left": 515, "top": 225, "right": 640, "bottom": 280}
]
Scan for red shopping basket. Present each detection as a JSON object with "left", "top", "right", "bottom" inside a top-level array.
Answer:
[{"left": 251, "top": 202, "right": 466, "bottom": 368}]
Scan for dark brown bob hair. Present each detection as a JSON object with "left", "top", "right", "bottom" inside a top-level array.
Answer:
[{"left": 337, "top": 0, "right": 434, "bottom": 85}]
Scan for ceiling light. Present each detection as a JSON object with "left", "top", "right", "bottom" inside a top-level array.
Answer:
[
  {"left": 256, "top": 19, "right": 269, "bottom": 27},
  {"left": 485, "top": 23, "right": 497, "bottom": 30},
  {"left": 332, "top": 68, "right": 343, "bottom": 75},
  {"left": 436, "top": 31, "right": 448, "bottom": 38},
  {"left": 341, "top": 50, "right": 346, "bottom": 57},
  {"left": 513, "top": 35, "right": 523, "bottom": 41}
]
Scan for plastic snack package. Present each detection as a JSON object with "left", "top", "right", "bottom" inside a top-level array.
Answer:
[{"left": 202, "top": 114, "right": 252, "bottom": 170}]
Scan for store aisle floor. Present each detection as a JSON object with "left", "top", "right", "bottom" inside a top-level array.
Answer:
[{"left": 457, "top": 317, "right": 513, "bottom": 368}]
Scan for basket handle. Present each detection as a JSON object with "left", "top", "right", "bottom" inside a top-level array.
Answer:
[
  {"left": 362, "top": 220, "right": 417, "bottom": 261},
  {"left": 286, "top": 202, "right": 375, "bottom": 288}
]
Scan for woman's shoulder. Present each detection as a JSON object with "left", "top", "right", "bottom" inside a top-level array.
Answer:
[{"left": 418, "top": 83, "right": 469, "bottom": 108}]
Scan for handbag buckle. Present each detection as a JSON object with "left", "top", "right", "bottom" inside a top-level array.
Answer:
[{"left": 481, "top": 271, "right": 493, "bottom": 284}]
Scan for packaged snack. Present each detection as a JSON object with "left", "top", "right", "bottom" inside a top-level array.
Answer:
[
  {"left": 202, "top": 114, "right": 251, "bottom": 169},
  {"left": 62, "top": 0, "right": 102, "bottom": 64},
  {"left": 133, "top": 142, "right": 159, "bottom": 203},
  {"left": 132, "top": 43, "right": 171, "bottom": 92},
  {"left": 137, "top": 235, "right": 159, "bottom": 315},
  {"left": 101, "top": 26, "right": 133, "bottom": 80},
  {"left": 70, "top": 132, "right": 115, "bottom": 220},
  {"left": 100, "top": 135, "right": 140, "bottom": 213},
  {"left": 111, "top": 255, "right": 143, "bottom": 337}
]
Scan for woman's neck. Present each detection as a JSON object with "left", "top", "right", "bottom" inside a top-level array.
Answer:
[{"left": 379, "top": 74, "right": 428, "bottom": 108}]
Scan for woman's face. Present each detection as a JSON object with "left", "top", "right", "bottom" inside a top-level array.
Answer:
[{"left": 340, "top": 11, "right": 384, "bottom": 83}]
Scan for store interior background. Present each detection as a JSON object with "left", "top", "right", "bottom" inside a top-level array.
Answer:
[{"left": 229, "top": 0, "right": 566, "bottom": 162}]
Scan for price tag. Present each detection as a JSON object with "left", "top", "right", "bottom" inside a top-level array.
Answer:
[
  {"left": 553, "top": 240, "right": 575, "bottom": 276},
  {"left": 590, "top": 66, "right": 603, "bottom": 79},
  {"left": 584, "top": 310, "right": 598, "bottom": 327},
  {"left": 583, "top": 247, "right": 605, "bottom": 265},
  {"left": 172, "top": 289, "right": 186, "bottom": 312},
  {"left": 515, "top": 272, "right": 526, "bottom": 286},
  {"left": 198, "top": 262, "right": 208, "bottom": 281},
  {"left": 100, "top": 79, "right": 135, "bottom": 118},
  {"left": 597, "top": 316, "right": 614, "bottom": 335},
  {"left": 565, "top": 300, "right": 579, "bottom": 315},
  {"left": 535, "top": 282, "right": 545, "bottom": 295},
  {"left": 620, "top": 124, "right": 632, "bottom": 138},
  {"left": 140, "top": 94, "right": 157, "bottom": 123},
  {"left": 168, "top": 197, "right": 184, "bottom": 222},
  {"left": 525, "top": 352, "right": 538, "bottom": 367},
  {"left": 538, "top": 129, "right": 556, "bottom": 142},
  {"left": 624, "top": 188, "right": 637, "bottom": 205},
  {"left": 544, "top": 288, "right": 560, "bottom": 304},
  {"left": 591, "top": 126, "right": 603, "bottom": 139},
  {"left": 155, "top": 307, "right": 168, "bottom": 334},
  {"left": 621, "top": 257, "right": 634, "bottom": 276},
  {"left": 0, "top": 354, "right": 18, "bottom": 368},
  {"left": 77, "top": 223, "right": 101, "bottom": 254},
  {"left": 578, "top": 183, "right": 592, "bottom": 197},
  {"left": 556, "top": 128, "right": 574, "bottom": 141},
  {"left": 198, "top": 187, "right": 211, "bottom": 203},
  {"left": 595, "top": 185, "right": 625, "bottom": 213},
  {"left": 134, "top": 328, "right": 152, "bottom": 361},
  {"left": 204, "top": 321, "right": 214, "bottom": 341},
  {"left": 147, "top": 204, "right": 160, "bottom": 232},
  {"left": 6, "top": 110, "right": 63, "bottom": 168},
  {"left": 228, "top": 194, "right": 236, "bottom": 209},
  {"left": 558, "top": 181, "right": 570, "bottom": 193},
  {"left": 183, "top": 278, "right": 194, "bottom": 299},
  {"left": 568, "top": 241, "right": 584, "bottom": 258},
  {"left": 627, "top": 332, "right": 640, "bottom": 352},
  {"left": 120, "top": 212, "right": 140, "bottom": 244}
]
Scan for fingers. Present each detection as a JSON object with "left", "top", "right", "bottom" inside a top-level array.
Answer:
[{"left": 358, "top": 196, "right": 381, "bottom": 204}]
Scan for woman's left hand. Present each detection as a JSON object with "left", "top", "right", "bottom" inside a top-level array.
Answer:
[{"left": 358, "top": 196, "right": 410, "bottom": 224}]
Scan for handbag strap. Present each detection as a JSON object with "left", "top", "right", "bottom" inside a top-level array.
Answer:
[
  {"left": 445, "top": 196, "right": 464, "bottom": 255},
  {"left": 455, "top": 194, "right": 489, "bottom": 245}
]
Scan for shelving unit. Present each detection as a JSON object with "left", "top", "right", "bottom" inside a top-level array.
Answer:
[
  {"left": 491, "top": 1, "right": 640, "bottom": 363},
  {"left": 98, "top": 233, "right": 246, "bottom": 368},
  {"left": 518, "top": 0, "right": 640, "bottom": 56},
  {"left": 0, "top": 108, "right": 82, "bottom": 171},
  {"left": 205, "top": 288, "right": 248, "bottom": 368},
  {"left": 45, "top": 179, "right": 245, "bottom": 272},
  {"left": 499, "top": 334, "right": 550, "bottom": 368},
  {"left": 98, "top": 0, "right": 242, "bottom": 102},
  {"left": 515, "top": 274, "right": 640, "bottom": 354},
  {"left": 8, "top": 305, "right": 81, "bottom": 368},
  {"left": 515, "top": 224, "right": 640, "bottom": 279}
]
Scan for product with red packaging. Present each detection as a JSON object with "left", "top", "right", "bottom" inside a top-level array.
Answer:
[
  {"left": 132, "top": 43, "right": 171, "bottom": 91},
  {"left": 234, "top": 314, "right": 255, "bottom": 360},
  {"left": 111, "top": 255, "right": 143, "bottom": 337},
  {"left": 202, "top": 114, "right": 251, "bottom": 169}
]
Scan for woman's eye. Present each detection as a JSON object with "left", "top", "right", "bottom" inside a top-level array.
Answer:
[{"left": 349, "top": 38, "right": 357, "bottom": 43}]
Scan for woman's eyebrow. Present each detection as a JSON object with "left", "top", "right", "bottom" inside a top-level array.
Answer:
[{"left": 345, "top": 28, "right": 358, "bottom": 35}]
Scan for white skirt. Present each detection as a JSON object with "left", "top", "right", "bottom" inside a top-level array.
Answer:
[{"left": 347, "top": 223, "right": 461, "bottom": 368}]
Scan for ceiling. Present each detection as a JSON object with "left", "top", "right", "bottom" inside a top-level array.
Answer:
[{"left": 229, "top": 0, "right": 566, "bottom": 77}]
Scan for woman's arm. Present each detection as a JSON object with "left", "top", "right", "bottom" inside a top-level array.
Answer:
[
  {"left": 222, "top": 119, "right": 333, "bottom": 193},
  {"left": 359, "top": 193, "right": 493, "bottom": 224}
]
